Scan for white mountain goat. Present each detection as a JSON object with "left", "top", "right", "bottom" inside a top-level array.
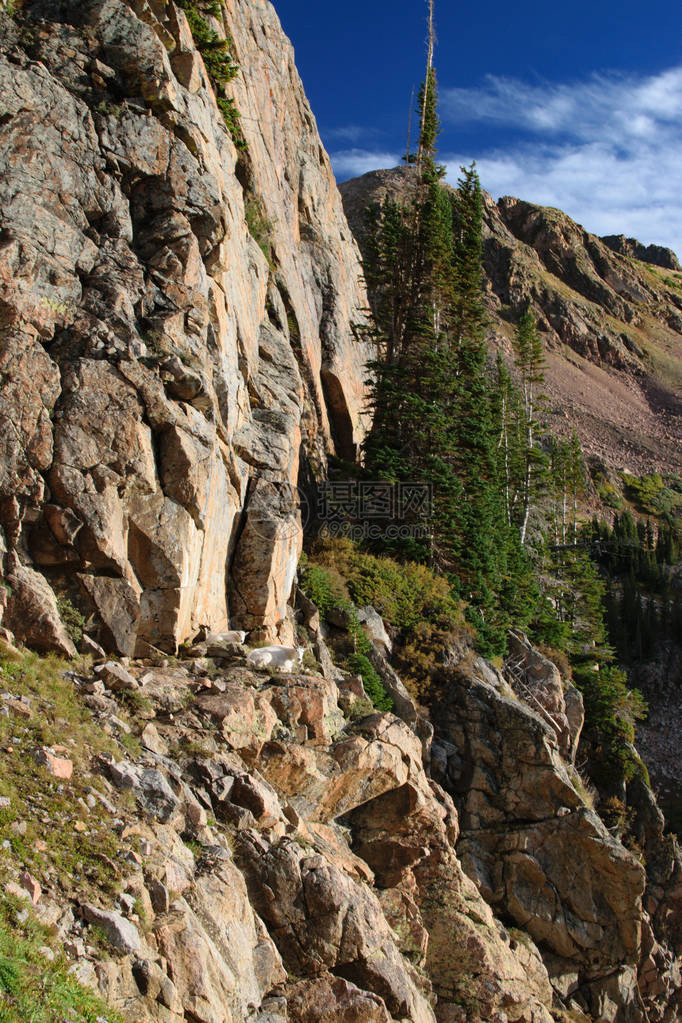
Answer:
[
  {"left": 246, "top": 645, "right": 305, "bottom": 672},
  {"left": 204, "top": 630, "right": 247, "bottom": 646}
]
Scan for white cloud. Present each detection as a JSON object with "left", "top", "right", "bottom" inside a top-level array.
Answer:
[
  {"left": 330, "top": 148, "right": 403, "bottom": 179},
  {"left": 441, "top": 68, "right": 682, "bottom": 145},
  {"left": 324, "top": 125, "right": 376, "bottom": 144},
  {"left": 440, "top": 67, "right": 682, "bottom": 256}
]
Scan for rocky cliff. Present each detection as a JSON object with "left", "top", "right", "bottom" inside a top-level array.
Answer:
[
  {"left": 1, "top": 602, "right": 680, "bottom": 1023},
  {"left": 0, "top": 1, "right": 681, "bottom": 1022},
  {"left": 339, "top": 168, "right": 682, "bottom": 478},
  {"left": 0, "top": 0, "right": 372, "bottom": 659}
]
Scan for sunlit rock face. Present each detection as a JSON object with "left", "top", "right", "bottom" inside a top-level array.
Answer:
[{"left": 0, "top": 0, "right": 372, "bottom": 654}]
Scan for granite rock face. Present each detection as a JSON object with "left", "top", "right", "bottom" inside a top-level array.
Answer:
[
  {"left": 0, "top": 0, "right": 372, "bottom": 655},
  {"left": 32, "top": 647, "right": 571, "bottom": 1023},
  {"left": 427, "top": 649, "right": 682, "bottom": 1023},
  {"left": 3, "top": 583, "right": 682, "bottom": 1022}
]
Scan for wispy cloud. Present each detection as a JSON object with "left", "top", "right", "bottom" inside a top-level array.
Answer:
[
  {"left": 440, "top": 67, "right": 682, "bottom": 255},
  {"left": 324, "top": 125, "right": 376, "bottom": 144},
  {"left": 330, "top": 148, "right": 403, "bottom": 179},
  {"left": 441, "top": 68, "right": 682, "bottom": 145}
]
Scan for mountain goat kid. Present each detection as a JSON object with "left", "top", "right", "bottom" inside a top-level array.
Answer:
[{"left": 204, "top": 630, "right": 247, "bottom": 645}]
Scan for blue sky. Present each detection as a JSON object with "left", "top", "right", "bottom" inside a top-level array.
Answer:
[{"left": 274, "top": 0, "right": 682, "bottom": 257}]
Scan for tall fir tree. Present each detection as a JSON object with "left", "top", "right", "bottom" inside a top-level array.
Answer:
[{"left": 361, "top": 75, "right": 528, "bottom": 653}]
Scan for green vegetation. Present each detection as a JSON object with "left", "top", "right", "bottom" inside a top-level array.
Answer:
[
  {"left": 507, "top": 307, "right": 547, "bottom": 545},
  {"left": 622, "top": 471, "right": 682, "bottom": 519},
  {"left": 361, "top": 73, "right": 533, "bottom": 656},
  {"left": 591, "top": 511, "right": 682, "bottom": 666},
  {"left": 176, "top": 0, "right": 245, "bottom": 149},
  {"left": 298, "top": 552, "right": 394, "bottom": 710},
  {"left": 0, "top": 650, "right": 129, "bottom": 1019},
  {"left": 346, "top": 653, "right": 392, "bottom": 712},
  {"left": 347, "top": 70, "right": 659, "bottom": 792},
  {"left": 0, "top": 649, "right": 124, "bottom": 898},
  {"left": 573, "top": 663, "right": 648, "bottom": 788},
  {"left": 56, "top": 596, "right": 86, "bottom": 646},
  {"left": 298, "top": 554, "right": 350, "bottom": 618},
  {"left": 527, "top": 528, "right": 651, "bottom": 789},
  {"left": 0, "top": 895, "right": 123, "bottom": 1022},
  {"left": 306, "top": 538, "right": 464, "bottom": 634},
  {"left": 244, "top": 196, "right": 275, "bottom": 265},
  {"left": 301, "top": 539, "right": 473, "bottom": 699},
  {"left": 0, "top": 898, "right": 122, "bottom": 1022}
]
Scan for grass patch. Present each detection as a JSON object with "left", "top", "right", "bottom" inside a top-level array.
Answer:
[
  {"left": 0, "top": 650, "right": 124, "bottom": 900},
  {"left": 0, "top": 894, "right": 124, "bottom": 1022}
]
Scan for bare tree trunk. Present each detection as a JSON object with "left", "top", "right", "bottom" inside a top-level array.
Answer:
[
  {"left": 417, "top": 0, "right": 435, "bottom": 170},
  {"left": 519, "top": 379, "right": 533, "bottom": 546},
  {"left": 498, "top": 392, "right": 511, "bottom": 525},
  {"left": 405, "top": 84, "right": 415, "bottom": 165}
]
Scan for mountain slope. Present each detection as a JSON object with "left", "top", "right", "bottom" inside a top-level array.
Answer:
[
  {"left": 339, "top": 167, "right": 682, "bottom": 476},
  {"left": 0, "top": 2, "right": 681, "bottom": 1021}
]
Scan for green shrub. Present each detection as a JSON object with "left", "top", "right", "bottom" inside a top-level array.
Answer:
[
  {"left": 176, "top": 0, "right": 244, "bottom": 148},
  {"left": 622, "top": 473, "right": 665, "bottom": 515},
  {"left": 346, "top": 697, "right": 375, "bottom": 721},
  {"left": 245, "top": 196, "right": 275, "bottom": 264},
  {"left": 597, "top": 483, "right": 623, "bottom": 509},
  {"left": 573, "top": 663, "right": 648, "bottom": 786},
  {"left": 346, "top": 653, "right": 393, "bottom": 712},
  {"left": 308, "top": 538, "right": 465, "bottom": 634},
  {"left": 216, "top": 96, "right": 246, "bottom": 150},
  {"left": 299, "top": 557, "right": 351, "bottom": 619},
  {"left": 302, "top": 539, "right": 473, "bottom": 700},
  {"left": 56, "top": 596, "right": 86, "bottom": 645}
]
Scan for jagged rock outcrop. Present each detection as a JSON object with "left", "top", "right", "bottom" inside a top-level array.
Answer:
[
  {"left": 601, "top": 235, "right": 681, "bottom": 272},
  {"left": 0, "top": 0, "right": 372, "bottom": 656},
  {"left": 426, "top": 643, "right": 682, "bottom": 1023},
  {"left": 433, "top": 670, "right": 645, "bottom": 1005},
  {"left": 2, "top": 639, "right": 575, "bottom": 1023},
  {"left": 339, "top": 168, "right": 682, "bottom": 477}
]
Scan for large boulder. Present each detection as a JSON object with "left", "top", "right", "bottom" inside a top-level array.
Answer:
[{"left": 432, "top": 666, "right": 646, "bottom": 1008}]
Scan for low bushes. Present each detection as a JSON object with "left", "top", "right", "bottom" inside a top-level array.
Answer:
[{"left": 300, "top": 539, "right": 474, "bottom": 701}]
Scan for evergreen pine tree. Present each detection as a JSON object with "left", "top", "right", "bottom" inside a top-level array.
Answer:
[{"left": 361, "top": 76, "right": 523, "bottom": 654}]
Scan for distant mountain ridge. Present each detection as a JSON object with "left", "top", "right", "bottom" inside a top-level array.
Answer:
[
  {"left": 601, "top": 234, "right": 681, "bottom": 272},
  {"left": 339, "top": 167, "right": 682, "bottom": 477}
]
